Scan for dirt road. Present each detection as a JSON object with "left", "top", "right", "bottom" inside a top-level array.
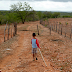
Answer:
[{"left": 0, "top": 21, "right": 72, "bottom": 72}]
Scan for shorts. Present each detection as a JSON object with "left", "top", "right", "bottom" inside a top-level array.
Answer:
[{"left": 32, "top": 48, "right": 37, "bottom": 54}]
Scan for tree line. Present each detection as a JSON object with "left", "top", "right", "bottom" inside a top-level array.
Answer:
[{"left": 0, "top": 2, "right": 72, "bottom": 25}]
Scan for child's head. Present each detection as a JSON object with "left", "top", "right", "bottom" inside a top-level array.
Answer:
[{"left": 32, "top": 33, "right": 36, "bottom": 37}]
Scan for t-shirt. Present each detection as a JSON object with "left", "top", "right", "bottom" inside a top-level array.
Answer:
[{"left": 31, "top": 38, "right": 40, "bottom": 48}]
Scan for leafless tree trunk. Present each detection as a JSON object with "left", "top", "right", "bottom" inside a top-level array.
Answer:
[{"left": 13, "top": 22, "right": 17, "bottom": 36}]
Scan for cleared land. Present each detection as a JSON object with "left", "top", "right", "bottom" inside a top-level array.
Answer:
[
  {"left": 0, "top": 20, "right": 72, "bottom": 72},
  {"left": 41, "top": 18, "right": 72, "bottom": 38}
]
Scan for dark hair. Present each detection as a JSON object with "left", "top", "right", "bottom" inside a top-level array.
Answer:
[{"left": 32, "top": 33, "right": 36, "bottom": 37}]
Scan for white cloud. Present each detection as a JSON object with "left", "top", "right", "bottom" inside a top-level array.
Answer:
[
  {"left": 0, "top": 0, "right": 72, "bottom": 2},
  {"left": 0, "top": 1, "right": 72, "bottom": 12},
  {"left": 29, "top": 1, "right": 72, "bottom": 12}
]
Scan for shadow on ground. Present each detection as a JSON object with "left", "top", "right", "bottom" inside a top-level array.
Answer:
[{"left": 19, "top": 30, "right": 32, "bottom": 31}]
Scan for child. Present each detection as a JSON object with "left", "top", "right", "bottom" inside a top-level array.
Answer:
[{"left": 31, "top": 33, "right": 41, "bottom": 61}]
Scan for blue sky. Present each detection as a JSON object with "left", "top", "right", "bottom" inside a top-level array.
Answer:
[{"left": 0, "top": 0, "right": 72, "bottom": 12}]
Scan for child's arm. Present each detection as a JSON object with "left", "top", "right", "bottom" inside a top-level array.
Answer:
[{"left": 36, "top": 39, "right": 41, "bottom": 49}]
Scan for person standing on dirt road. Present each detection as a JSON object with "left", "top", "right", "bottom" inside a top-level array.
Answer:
[{"left": 31, "top": 33, "right": 41, "bottom": 61}]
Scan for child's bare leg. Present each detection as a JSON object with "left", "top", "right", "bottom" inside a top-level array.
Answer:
[
  {"left": 35, "top": 53, "right": 37, "bottom": 58},
  {"left": 33, "top": 53, "right": 34, "bottom": 59},
  {"left": 33, "top": 53, "right": 35, "bottom": 61}
]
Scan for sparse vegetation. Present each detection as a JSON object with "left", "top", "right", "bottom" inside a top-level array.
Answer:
[{"left": 0, "top": 1, "right": 72, "bottom": 72}]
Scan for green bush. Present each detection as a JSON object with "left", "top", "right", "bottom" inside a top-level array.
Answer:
[
  {"left": 0, "top": 19, "right": 1, "bottom": 24},
  {"left": 63, "top": 15, "right": 71, "bottom": 18},
  {"left": 43, "top": 11, "right": 52, "bottom": 18},
  {"left": 66, "top": 22, "right": 68, "bottom": 25},
  {"left": 51, "top": 12, "right": 60, "bottom": 18}
]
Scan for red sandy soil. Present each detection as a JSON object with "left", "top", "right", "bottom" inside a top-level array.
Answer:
[
  {"left": 42, "top": 18, "right": 72, "bottom": 38},
  {"left": 0, "top": 21, "right": 72, "bottom": 72},
  {"left": 48, "top": 18, "right": 72, "bottom": 24}
]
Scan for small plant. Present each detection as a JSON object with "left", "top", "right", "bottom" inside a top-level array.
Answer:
[
  {"left": 60, "top": 66, "right": 64, "bottom": 70},
  {"left": 59, "top": 22, "right": 61, "bottom": 24},
  {"left": 43, "top": 19, "right": 45, "bottom": 21},
  {"left": 65, "top": 62, "right": 68, "bottom": 67},
  {"left": 66, "top": 22, "right": 68, "bottom": 25},
  {"left": 45, "top": 25, "right": 47, "bottom": 27}
]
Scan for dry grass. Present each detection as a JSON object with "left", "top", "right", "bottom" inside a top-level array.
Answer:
[
  {"left": 41, "top": 18, "right": 72, "bottom": 39},
  {"left": 0, "top": 35, "right": 18, "bottom": 62}
]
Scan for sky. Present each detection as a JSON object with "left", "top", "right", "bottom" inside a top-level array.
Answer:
[{"left": 0, "top": 0, "right": 72, "bottom": 12}]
